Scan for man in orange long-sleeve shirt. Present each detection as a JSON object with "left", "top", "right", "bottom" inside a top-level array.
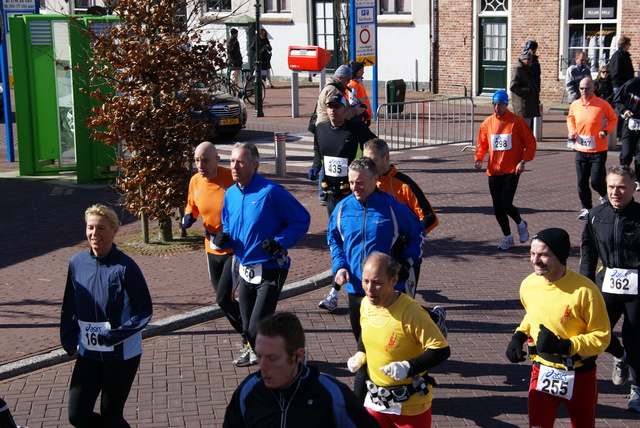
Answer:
[
  {"left": 567, "top": 76, "right": 618, "bottom": 220},
  {"left": 475, "top": 90, "right": 536, "bottom": 250}
]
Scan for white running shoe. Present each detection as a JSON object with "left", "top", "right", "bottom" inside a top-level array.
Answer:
[
  {"left": 599, "top": 196, "right": 608, "bottom": 205},
  {"left": 613, "top": 358, "right": 630, "bottom": 386},
  {"left": 577, "top": 208, "right": 589, "bottom": 220},
  {"left": 628, "top": 385, "right": 640, "bottom": 412},
  {"left": 497, "top": 235, "right": 514, "bottom": 250},
  {"left": 318, "top": 293, "right": 339, "bottom": 312},
  {"left": 233, "top": 346, "right": 258, "bottom": 367},
  {"left": 517, "top": 220, "right": 529, "bottom": 243}
]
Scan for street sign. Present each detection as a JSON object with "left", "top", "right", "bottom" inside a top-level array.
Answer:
[{"left": 354, "top": 6, "right": 376, "bottom": 65}]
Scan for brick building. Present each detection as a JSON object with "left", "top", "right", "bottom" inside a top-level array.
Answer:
[{"left": 437, "top": 0, "right": 640, "bottom": 102}]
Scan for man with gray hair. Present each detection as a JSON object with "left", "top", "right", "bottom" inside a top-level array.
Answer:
[
  {"left": 327, "top": 157, "right": 424, "bottom": 341},
  {"left": 213, "top": 143, "right": 310, "bottom": 367}
]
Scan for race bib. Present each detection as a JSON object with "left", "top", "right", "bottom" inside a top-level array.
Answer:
[
  {"left": 364, "top": 391, "right": 402, "bottom": 415},
  {"left": 79, "top": 320, "right": 114, "bottom": 352},
  {"left": 239, "top": 262, "right": 263, "bottom": 284},
  {"left": 490, "top": 134, "right": 512, "bottom": 151},
  {"left": 536, "top": 364, "right": 575, "bottom": 400},
  {"left": 628, "top": 118, "right": 640, "bottom": 131},
  {"left": 577, "top": 135, "right": 596, "bottom": 150},
  {"left": 324, "top": 156, "right": 349, "bottom": 177},
  {"left": 603, "top": 268, "right": 639, "bottom": 295}
]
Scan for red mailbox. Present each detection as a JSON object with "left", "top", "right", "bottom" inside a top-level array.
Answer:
[{"left": 287, "top": 46, "right": 331, "bottom": 71}]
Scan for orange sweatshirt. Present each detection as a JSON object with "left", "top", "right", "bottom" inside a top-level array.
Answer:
[
  {"left": 475, "top": 109, "right": 537, "bottom": 176},
  {"left": 567, "top": 96, "right": 618, "bottom": 153}
]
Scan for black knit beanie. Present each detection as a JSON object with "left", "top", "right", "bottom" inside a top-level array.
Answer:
[{"left": 532, "top": 228, "right": 570, "bottom": 265}]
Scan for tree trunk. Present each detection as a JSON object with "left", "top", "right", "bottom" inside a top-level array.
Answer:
[
  {"left": 158, "top": 216, "right": 173, "bottom": 242},
  {"left": 179, "top": 207, "right": 187, "bottom": 238},
  {"left": 140, "top": 187, "right": 149, "bottom": 243}
]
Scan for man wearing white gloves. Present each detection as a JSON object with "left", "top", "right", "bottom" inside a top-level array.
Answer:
[{"left": 347, "top": 252, "right": 450, "bottom": 427}]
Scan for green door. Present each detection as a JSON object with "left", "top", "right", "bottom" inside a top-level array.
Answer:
[{"left": 479, "top": 17, "right": 508, "bottom": 95}]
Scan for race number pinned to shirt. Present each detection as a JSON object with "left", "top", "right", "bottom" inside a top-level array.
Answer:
[
  {"left": 603, "top": 268, "right": 638, "bottom": 295},
  {"left": 536, "top": 364, "right": 575, "bottom": 400},
  {"left": 79, "top": 320, "right": 114, "bottom": 352},
  {"left": 324, "top": 156, "right": 349, "bottom": 177},
  {"left": 490, "top": 134, "right": 512, "bottom": 151},
  {"left": 628, "top": 118, "right": 640, "bottom": 131},
  {"left": 239, "top": 262, "right": 263, "bottom": 284},
  {"left": 577, "top": 135, "right": 596, "bottom": 150}
]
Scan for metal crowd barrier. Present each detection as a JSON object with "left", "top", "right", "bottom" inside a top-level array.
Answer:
[{"left": 375, "top": 97, "right": 475, "bottom": 150}]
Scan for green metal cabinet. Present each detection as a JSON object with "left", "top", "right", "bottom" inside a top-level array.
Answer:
[{"left": 10, "top": 14, "right": 118, "bottom": 183}]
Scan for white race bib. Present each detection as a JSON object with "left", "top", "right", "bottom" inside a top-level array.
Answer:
[
  {"left": 603, "top": 268, "right": 639, "bottom": 295},
  {"left": 239, "top": 262, "right": 263, "bottom": 284},
  {"left": 536, "top": 364, "right": 575, "bottom": 400},
  {"left": 577, "top": 135, "right": 596, "bottom": 150},
  {"left": 628, "top": 118, "right": 640, "bottom": 131},
  {"left": 79, "top": 320, "right": 114, "bottom": 352},
  {"left": 324, "top": 156, "right": 349, "bottom": 177},
  {"left": 364, "top": 392, "right": 402, "bottom": 415},
  {"left": 490, "top": 134, "right": 512, "bottom": 151}
]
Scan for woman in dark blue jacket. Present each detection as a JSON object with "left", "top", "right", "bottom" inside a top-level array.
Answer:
[{"left": 60, "top": 204, "right": 153, "bottom": 427}]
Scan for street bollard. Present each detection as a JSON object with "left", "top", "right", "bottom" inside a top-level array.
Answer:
[{"left": 274, "top": 132, "right": 287, "bottom": 177}]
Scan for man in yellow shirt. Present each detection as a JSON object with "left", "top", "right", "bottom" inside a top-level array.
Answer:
[{"left": 505, "top": 228, "right": 610, "bottom": 427}]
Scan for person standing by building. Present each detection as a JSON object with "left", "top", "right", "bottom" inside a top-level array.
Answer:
[
  {"left": 510, "top": 50, "right": 540, "bottom": 128},
  {"left": 567, "top": 76, "right": 617, "bottom": 220},
  {"left": 610, "top": 36, "right": 634, "bottom": 96},
  {"left": 251, "top": 28, "right": 273, "bottom": 88},
  {"left": 347, "top": 60, "right": 372, "bottom": 126},
  {"left": 327, "top": 157, "right": 424, "bottom": 342},
  {"left": 347, "top": 252, "right": 450, "bottom": 427},
  {"left": 474, "top": 89, "right": 536, "bottom": 250},
  {"left": 565, "top": 50, "right": 591, "bottom": 104},
  {"left": 182, "top": 142, "right": 243, "bottom": 345},
  {"left": 613, "top": 76, "right": 640, "bottom": 190},
  {"left": 523, "top": 40, "right": 541, "bottom": 94},
  {"left": 61, "top": 204, "right": 153, "bottom": 427},
  {"left": 594, "top": 65, "right": 614, "bottom": 102},
  {"left": 226, "top": 28, "right": 242, "bottom": 86},
  {"left": 213, "top": 143, "right": 310, "bottom": 367},
  {"left": 224, "top": 312, "right": 380, "bottom": 427},
  {"left": 505, "top": 228, "right": 610, "bottom": 427},
  {"left": 580, "top": 165, "right": 640, "bottom": 411}
]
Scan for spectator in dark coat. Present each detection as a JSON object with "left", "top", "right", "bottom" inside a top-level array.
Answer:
[
  {"left": 510, "top": 51, "right": 540, "bottom": 128},
  {"left": 594, "top": 65, "right": 614, "bottom": 102},
  {"left": 523, "top": 40, "right": 541, "bottom": 92},
  {"left": 610, "top": 36, "right": 634, "bottom": 96}
]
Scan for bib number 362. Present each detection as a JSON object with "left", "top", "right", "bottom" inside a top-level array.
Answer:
[
  {"left": 603, "top": 268, "right": 638, "bottom": 295},
  {"left": 536, "top": 365, "right": 574, "bottom": 400}
]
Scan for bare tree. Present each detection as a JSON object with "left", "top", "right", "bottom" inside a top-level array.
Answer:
[{"left": 84, "top": 0, "right": 227, "bottom": 242}]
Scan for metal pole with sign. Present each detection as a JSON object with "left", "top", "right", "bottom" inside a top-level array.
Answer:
[
  {"left": 1, "top": 0, "right": 39, "bottom": 162},
  {"left": 350, "top": 0, "right": 377, "bottom": 119}
]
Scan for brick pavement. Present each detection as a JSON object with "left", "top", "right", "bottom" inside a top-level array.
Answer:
[{"left": 1, "top": 85, "right": 639, "bottom": 426}]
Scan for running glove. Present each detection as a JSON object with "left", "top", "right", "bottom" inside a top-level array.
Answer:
[
  {"left": 212, "top": 232, "right": 230, "bottom": 248},
  {"left": 347, "top": 351, "right": 367, "bottom": 373},
  {"left": 380, "top": 361, "right": 411, "bottom": 381},
  {"left": 181, "top": 213, "right": 196, "bottom": 229},
  {"left": 262, "top": 239, "right": 282, "bottom": 257},
  {"left": 505, "top": 331, "right": 528, "bottom": 363},
  {"left": 537, "top": 324, "right": 571, "bottom": 355},
  {"left": 307, "top": 168, "right": 319, "bottom": 181}
]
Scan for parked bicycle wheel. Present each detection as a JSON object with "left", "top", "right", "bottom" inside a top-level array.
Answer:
[{"left": 243, "top": 75, "right": 266, "bottom": 105}]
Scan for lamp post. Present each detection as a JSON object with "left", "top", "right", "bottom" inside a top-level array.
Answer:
[{"left": 254, "top": 0, "right": 264, "bottom": 117}]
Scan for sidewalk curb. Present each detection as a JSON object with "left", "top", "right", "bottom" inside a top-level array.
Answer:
[{"left": 0, "top": 270, "right": 333, "bottom": 381}]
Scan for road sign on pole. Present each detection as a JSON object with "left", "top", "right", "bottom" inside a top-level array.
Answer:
[{"left": 354, "top": 2, "right": 376, "bottom": 65}]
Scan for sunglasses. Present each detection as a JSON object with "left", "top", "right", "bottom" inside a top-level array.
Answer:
[{"left": 601, "top": 71, "right": 610, "bottom": 74}]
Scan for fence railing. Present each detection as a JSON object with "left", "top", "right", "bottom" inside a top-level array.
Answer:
[{"left": 375, "top": 97, "right": 475, "bottom": 150}]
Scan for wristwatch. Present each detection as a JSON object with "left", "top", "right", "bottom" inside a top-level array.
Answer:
[
  {"left": 520, "top": 160, "right": 526, "bottom": 164},
  {"left": 602, "top": 130, "right": 609, "bottom": 136}
]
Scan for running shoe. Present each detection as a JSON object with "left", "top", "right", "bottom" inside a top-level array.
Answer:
[
  {"left": 577, "top": 208, "right": 589, "bottom": 220},
  {"left": 233, "top": 346, "right": 258, "bottom": 367},
  {"left": 497, "top": 235, "right": 514, "bottom": 250},
  {"left": 517, "top": 220, "right": 529, "bottom": 243},
  {"left": 613, "top": 358, "right": 630, "bottom": 386},
  {"left": 432, "top": 306, "right": 448, "bottom": 339},
  {"left": 628, "top": 385, "right": 640, "bottom": 412},
  {"left": 318, "top": 293, "right": 339, "bottom": 312},
  {"left": 599, "top": 195, "right": 608, "bottom": 205}
]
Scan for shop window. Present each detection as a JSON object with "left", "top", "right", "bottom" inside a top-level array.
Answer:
[
  {"left": 380, "top": 0, "right": 411, "bottom": 14},
  {"left": 566, "top": 0, "right": 617, "bottom": 73}
]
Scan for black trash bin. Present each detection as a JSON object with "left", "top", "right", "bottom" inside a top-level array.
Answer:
[{"left": 386, "top": 79, "right": 406, "bottom": 113}]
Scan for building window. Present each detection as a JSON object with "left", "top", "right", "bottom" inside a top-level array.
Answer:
[
  {"left": 73, "top": 0, "right": 92, "bottom": 12},
  {"left": 481, "top": 0, "right": 508, "bottom": 13},
  {"left": 207, "top": 0, "right": 232, "bottom": 12},
  {"left": 566, "top": 0, "right": 617, "bottom": 72},
  {"left": 380, "top": 0, "right": 411, "bottom": 14},
  {"left": 266, "top": 0, "right": 290, "bottom": 12}
]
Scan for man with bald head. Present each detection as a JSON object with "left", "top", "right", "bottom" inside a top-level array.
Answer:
[
  {"left": 182, "top": 141, "right": 242, "bottom": 345},
  {"left": 567, "top": 76, "right": 618, "bottom": 220}
]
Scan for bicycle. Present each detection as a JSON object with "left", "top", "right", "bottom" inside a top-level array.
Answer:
[{"left": 220, "top": 68, "right": 266, "bottom": 105}]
